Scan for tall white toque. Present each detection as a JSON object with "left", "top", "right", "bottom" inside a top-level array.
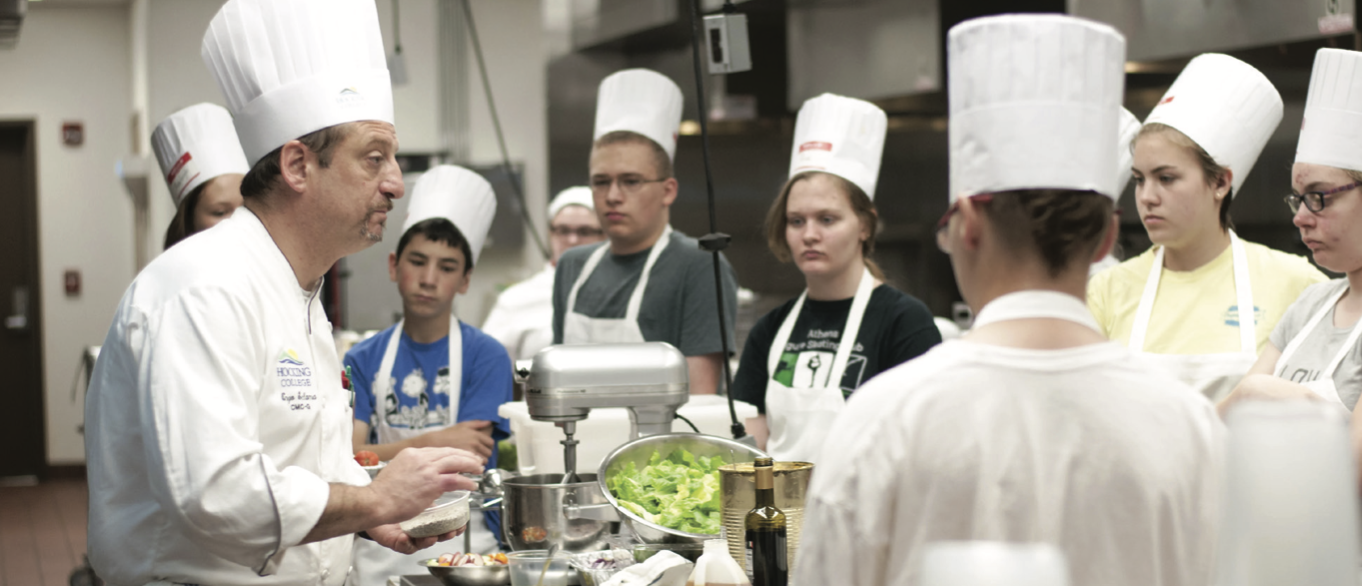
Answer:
[
  {"left": 948, "top": 14, "right": 1127, "bottom": 202},
  {"left": 1144, "top": 53, "right": 1283, "bottom": 196},
  {"left": 201, "top": 0, "right": 394, "bottom": 165},
  {"left": 151, "top": 103, "right": 249, "bottom": 206},
  {"left": 788, "top": 93, "right": 888, "bottom": 199},
  {"left": 593, "top": 69, "right": 685, "bottom": 161},
  {"left": 1297, "top": 48, "right": 1362, "bottom": 173},
  {"left": 1115, "top": 107, "right": 1141, "bottom": 196},
  {"left": 404, "top": 165, "right": 497, "bottom": 266}
]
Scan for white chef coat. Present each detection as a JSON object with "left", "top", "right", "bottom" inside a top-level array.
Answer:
[
  {"left": 796, "top": 305, "right": 1225, "bottom": 586},
  {"left": 85, "top": 207, "right": 369, "bottom": 586},
  {"left": 482, "top": 265, "right": 555, "bottom": 362}
]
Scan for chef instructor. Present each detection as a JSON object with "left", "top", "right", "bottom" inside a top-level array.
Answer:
[
  {"left": 552, "top": 69, "right": 739, "bottom": 394},
  {"left": 84, "top": 2, "right": 481, "bottom": 585}
]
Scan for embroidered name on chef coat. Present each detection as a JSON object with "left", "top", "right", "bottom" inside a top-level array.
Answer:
[{"left": 275, "top": 349, "right": 318, "bottom": 410}]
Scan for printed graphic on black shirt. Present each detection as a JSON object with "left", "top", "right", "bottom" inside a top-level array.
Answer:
[{"left": 773, "top": 328, "right": 868, "bottom": 395}]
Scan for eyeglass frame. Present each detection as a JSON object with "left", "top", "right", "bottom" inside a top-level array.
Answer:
[
  {"left": 935, "top": 194, "right": 994, "bottom": 253},
  {"left": 1284, "top": 181, "right": 1362, "bottom": 214},
  {"left": 588, "top": 175, "right": 669, "bottom": 196}
]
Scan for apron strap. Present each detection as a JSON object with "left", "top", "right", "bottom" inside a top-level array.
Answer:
[
  {"left": 625, "top": 226, "right": 672, "bottom": 321},
  {"left": 565, "top": 226, "right": 673, "bottom": 322},
  {"left": 376, "top": 318, "right": 464, "bottom": 430},
  {"left": 766, "top": 268, "right": 876, "bottom": 388},
  {"left": 1129, "top": 231, "right": 1255, "bottom": 354},
  {"left": 1275, "top": 284, "right": 1362, "bottom": 379}
]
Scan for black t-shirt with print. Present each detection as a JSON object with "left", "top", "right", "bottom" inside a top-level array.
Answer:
[{"left": 731, "top": 285, "right": 941, "bottom": 414}]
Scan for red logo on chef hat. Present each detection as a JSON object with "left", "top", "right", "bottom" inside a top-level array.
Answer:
[
  {"left": 799, "top": 141, "right": 833, "bottom": 153},
  {"left": 167, "top": 152, "right": 193, "bottom": 183},
  {"left": 1158, "top": 95, "right": 1175, "bottom": 105}
]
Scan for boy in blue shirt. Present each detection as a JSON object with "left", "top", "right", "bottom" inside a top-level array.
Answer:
[{"left": 346, "top": 165, "right": 512, "bottom": 582}]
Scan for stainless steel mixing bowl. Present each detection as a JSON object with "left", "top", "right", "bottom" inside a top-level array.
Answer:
[
  {"left": 420, "top": 560, "right": 510, "bottom": 586},
  {"left": 596, "top": 433, "right": 767, "bottom": 544}
]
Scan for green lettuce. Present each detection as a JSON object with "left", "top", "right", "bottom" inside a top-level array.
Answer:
[{"left": 606, "top": 449, "right": 728, "bottom": 535}]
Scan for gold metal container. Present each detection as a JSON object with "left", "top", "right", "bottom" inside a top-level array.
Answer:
[{"left": 719, "top": 461, "right": 814, "bottom": 573}]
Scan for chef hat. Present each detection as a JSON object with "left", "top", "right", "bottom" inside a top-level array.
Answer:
[
  {"left": 788, "top": 94, "right": 888, "bottom": 199},
  {"left": 151, "top": 103, "right": 249, "bottom": 207},
  {"left": 202, "top": 0, "right": 392, "bottom": 165},
  {"left": 403, "top": 165, "right": 497, "bottom": 265},
  {"left": 593, "top": 69, "right": 684, "bottom": 161},
  {"left": 1114, "top": 107, "right": 1141, "bottom": 196},
  {"left": 948, "top": 14, "right": 1126, "bottom": 202},
  {"left": 1144, "top": 53, "right": 1283, "bottom": 196},
  {"left": 1298, "top": 49, "right": 1362, "bottom": 173},
  {"left": 547, "top": 186, "right": 594, "bottom": 221}
]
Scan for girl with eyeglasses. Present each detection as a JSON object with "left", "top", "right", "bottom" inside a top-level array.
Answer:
[
  {"left": 1086, "top": 54, "right": 1325, "bottom": 401},
  {"left": 729, "top": 94, "right": 939, "bottom": 463},
  {"left": 1221, "top": 49, "right": 1362, "bottom": 416}
]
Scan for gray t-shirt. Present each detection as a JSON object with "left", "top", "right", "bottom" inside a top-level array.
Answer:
[
  {"left": 1269, "top": 279, "right": 1362, "bottom": 411},
  {"left": 552, "top": 230, "right": 738, "bottom": 356}
]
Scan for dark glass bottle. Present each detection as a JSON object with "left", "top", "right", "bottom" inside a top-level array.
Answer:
[{"left": 744, "top": 457, "right": 788, "bottom": 586}]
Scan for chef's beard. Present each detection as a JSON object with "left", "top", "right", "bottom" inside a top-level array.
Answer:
[{"left": 360, "top": 208, "right": 388, "bottom": 243}]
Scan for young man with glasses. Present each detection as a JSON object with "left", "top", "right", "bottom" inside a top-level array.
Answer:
[
  {"left": 1221, "top": 48, "right": 1362, "bottom": 417},
  {"left": 551, "top": 69, "right": 738, "bottom": 394},
  {"left": 483, "top": 186, "right": 605, "bottom": 361}
]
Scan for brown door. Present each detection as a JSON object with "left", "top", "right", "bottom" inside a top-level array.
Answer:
[{"left": 0, "top": 121, "right": 45, "bottom": 481}]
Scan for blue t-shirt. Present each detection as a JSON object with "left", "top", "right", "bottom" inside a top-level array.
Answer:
[{"left": 345, "top": 321, "right": 513, "bottom": 470}]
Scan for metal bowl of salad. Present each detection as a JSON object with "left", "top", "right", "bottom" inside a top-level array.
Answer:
[{"left": 596, "top": 433, "right": 767, "bottom": 544}]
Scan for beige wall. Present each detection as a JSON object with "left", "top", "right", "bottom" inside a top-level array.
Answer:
[{"left": 0, "top": 4, "right": 134, "bottom": 465}]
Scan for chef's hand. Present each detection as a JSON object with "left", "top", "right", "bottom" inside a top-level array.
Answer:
[
  {"left": 1217, "top": 374, "right": 1320, "bottom": 419},
  {"left": 367, "top": 523, "right": 467, "bottom": 555},
  {"left": 412, "top": 420, "right": 496, "bottom": 458},
  {"left": 370, "top": 447, "right": 483, "bottom": 524}
]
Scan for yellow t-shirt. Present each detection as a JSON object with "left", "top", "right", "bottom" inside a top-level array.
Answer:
[{"left": 1087, "top": 239, "right": 1327, "bottom": 355}]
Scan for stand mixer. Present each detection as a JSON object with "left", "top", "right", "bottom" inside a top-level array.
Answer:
[{"left": 524, "top": 342, "right": 690, "bottom": 482}]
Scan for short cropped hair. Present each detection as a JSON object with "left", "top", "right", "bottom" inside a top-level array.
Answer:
[
  {"left": 984, "top": 189, "right": 1114, "bottom": 278},
  {"left": 396, "top": 218, "right": 475, "bottom": 273},
  {"left": 239, "top": 123, "right": 354, "bottom": 198},
  {"left": 591, "top": 130, "right": 673, "bottom": 180}
]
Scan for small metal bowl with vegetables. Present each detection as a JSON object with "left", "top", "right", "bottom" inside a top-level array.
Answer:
[
  {"left": 597, "top": 433, "right": 767, "bottom": 544},
  {"left": 421, "top": 552, "right": 510, "bottom": 586}
]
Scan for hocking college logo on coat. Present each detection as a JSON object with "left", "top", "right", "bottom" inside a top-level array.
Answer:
[
  {"left": 276, "top": 349, "right": 316, "bottom": 410},
  {"left": 277, "top": 349, "right": 305, "bottom": 366}
]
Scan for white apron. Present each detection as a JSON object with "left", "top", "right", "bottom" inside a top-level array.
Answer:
[
  {"left": 765, "top": 268, "right": 875, "bottom": 464},
  {"left": 563, "top": 226, "right": 672, "bottom": 345},
  {"left": 1273, "top": 285, "right": 1362, "bottom": 410},
  {"left": 1129, "top": 231, "right": 1256, "bottom": 402},
  {"left": 352, "top": 319, "right": 486, "bottom": 586}
]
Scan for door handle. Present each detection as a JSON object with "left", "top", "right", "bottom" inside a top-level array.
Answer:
[{"left": 5, "top": 286, "right": 28, "bottom": 331}]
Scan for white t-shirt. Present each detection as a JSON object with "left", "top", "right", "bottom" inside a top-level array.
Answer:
[
  {"left": 796, "top": 340, "right": 1225, "bottom": 586},
  {"left": 1269, "top": 279, "right": 1362, "bottom": 411}
]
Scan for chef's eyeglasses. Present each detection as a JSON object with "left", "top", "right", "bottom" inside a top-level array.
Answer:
[
  {"left": 1285, "top": 182, "right": 1361, "bottom": 214},
  {"left": 589, "top": 175, "right": 667, "bottom": 195},
  {"left": 935, "top": 194, "right": 994, "bottom": 254},
  {"left": 550, "top": 225, "right": 604, "bottom": 238}
]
